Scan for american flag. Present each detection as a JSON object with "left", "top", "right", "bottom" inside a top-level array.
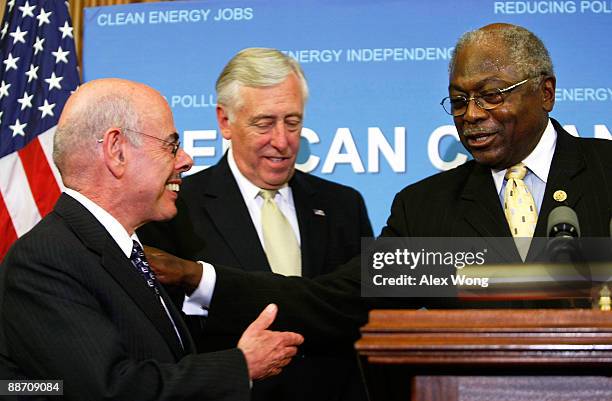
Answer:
[{"left": 0, "top": 0, "right": 79, "bottom": 261}]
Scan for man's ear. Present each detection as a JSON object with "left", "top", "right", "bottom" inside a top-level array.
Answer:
[
  {"left": 101, "top": 128, "right": 127, "bottom": 178},
  {"left": 541, "top": 75, "right": 556, "bottom": 112},
  {"left": 216, "top": 106, "right": 233, "bottom": 140}
]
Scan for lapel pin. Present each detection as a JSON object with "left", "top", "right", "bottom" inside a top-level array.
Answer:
[
  {"left": 313, "top": 209, "right": 326, "bottom": 216},
  {"left": 553, "top": 190, "right": 567, "bottom": 202}
]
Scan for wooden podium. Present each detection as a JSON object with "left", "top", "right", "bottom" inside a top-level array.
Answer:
[{"left": 356, "top": 309, "right": 612, "bottom": 401}]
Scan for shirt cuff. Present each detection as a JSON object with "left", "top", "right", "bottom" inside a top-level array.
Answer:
[{"left": 182, "top": 261, "right": 216, "bottom": 316}]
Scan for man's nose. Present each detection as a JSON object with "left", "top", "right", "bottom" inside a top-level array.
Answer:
[
  {"left": 461, "top": 97, "right": 489, "bottom": 123},
  {"left": 269, "top": 122, "right": 290, "bottom": 150},
  {"left": 175, "top": 148, "right": 193, "bottom": 173}
]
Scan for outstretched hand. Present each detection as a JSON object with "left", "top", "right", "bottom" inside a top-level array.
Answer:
[
  {"left": 143, "top": 245, "right": 202, "bottom": 294},
  {"left": 238, "top": 304, "right": 304, "bottom": 380}
]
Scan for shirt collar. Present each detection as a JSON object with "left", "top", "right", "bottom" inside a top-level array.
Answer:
[
  {"left": 227, "top": 148, "right": 290, "bottom": 201},
  {"left": 491, "top": 118, "right": 557, "bottom": 193},
  {"left": 64, "top": 188, "right": 139, "bottom": 258}
]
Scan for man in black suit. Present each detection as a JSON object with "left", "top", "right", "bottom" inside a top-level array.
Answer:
[
  {"left": 139, "top": 48, "right": 372, "bottom": 401},
  {"left": 0, "top": 78, "right": 304, "bottom": 401},
  {"left": 385, "top": 23, "right": 612, "bottom": 258},
  {"left": 145, "top": 23, "right": 611, "bottom": 336}
]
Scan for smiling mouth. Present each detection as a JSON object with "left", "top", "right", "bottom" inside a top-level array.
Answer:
[
  {"left": 463, "top": 129, "right": 497, "bottom": 148},
  {"left": 266, "top": 156, "right": 289, "bottom": 163},
  {"left": 166, "top": 183, "right": 180, "bottom": 192},
  {"left": 470, "top": 135, "right": 492, "bottom": 142}
]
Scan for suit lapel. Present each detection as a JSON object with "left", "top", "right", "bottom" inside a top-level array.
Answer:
[
  {"left": 199, "top": 155, "right": 270, "bottom": 271},
  {"left": 533, "top": 123, "right": 586, "bottom": 237},
  {"left": 101, "top": 246, "right": 186, "bottom": 360},
  {"left": 526, "top": 123, "right": 587, "bottom": 260},
  {"left": 290, "top": 173, "right": 328, "bottom": 278},
  {"left": 56, "top": 194, "right": 186, "bottom": 360},
  {"left": 458, "top": 125, "right": 586, "bottom": 262},
  {"left": 459, "top": 162, "right": 522, "bottom": 262}
]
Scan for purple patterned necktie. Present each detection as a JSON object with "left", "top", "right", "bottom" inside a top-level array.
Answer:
[
  {"left": 130, "top": 240, "right": 160, "bottom": 295},
  {"left": 130, "top": 240, "right": 185, "bottom": 349}
]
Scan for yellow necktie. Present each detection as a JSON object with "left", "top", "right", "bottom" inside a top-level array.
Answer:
[
  {"left": 503, "top": 163, "right": 538, "bottom": 260},
  {"left": 260, "top": 189, "right": 301, "bottom": 276}
]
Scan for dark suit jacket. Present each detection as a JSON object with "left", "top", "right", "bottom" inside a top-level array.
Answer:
[
  {"left": 193, "top": 118, "right": 612, "bottom": 337},
  {"left": 138, "top": 154, "right": 373, "bottom": 401},
  {"left": 381, "top": 119, "right": 612, "bottom": 258},
  {"left": 140, "top": 154, "right": 372, "bottom": 278},
  {"left": 160, "top": 120, "right": 610, "bottom": 401},
  {"left": 0, "top": 194, "right": 249, "bottom": 401}
]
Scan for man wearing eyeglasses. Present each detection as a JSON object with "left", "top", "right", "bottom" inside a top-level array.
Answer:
[
  {"left": 0, "top": 78, "right": 305, "bottom": 401},
  {"left": 138, "top": 48, "right": 372, "bottom": 401},
  {"left": 387, "top": 22, "right": 611, "bottom": 255},
  {"left": 139, "top": 23, "right": 611, "bottom": 397}
]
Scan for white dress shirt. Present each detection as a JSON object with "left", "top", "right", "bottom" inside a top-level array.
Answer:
[
  {"left": 227, "top": 148, "right": 301, "bottom": 245},
  {"left": 184, "top": 148, "right": 301, "bottom": 316},
  {"left": 491, "top": 118, "right": 557, "bottom": 213}
]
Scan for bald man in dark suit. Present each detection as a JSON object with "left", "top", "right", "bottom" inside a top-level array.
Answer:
[{"left": 0, "top": 78, "right": 303, "bottom": 401}]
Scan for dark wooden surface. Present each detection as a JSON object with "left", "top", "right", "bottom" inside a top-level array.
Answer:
[
  {"left": 410, "top": 376, "right": 612, "bottom": 401},
  {"left": 356, "top": 310, "right": 612, "bottom": 401},
  {"left": 357, "top": 309, "right": 612, "bottom": 365}
]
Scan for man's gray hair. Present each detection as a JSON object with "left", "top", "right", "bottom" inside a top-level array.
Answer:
[
  {"left": 449, "top": 24, "right": 554, "bottom": 86},
  {"left": 216, "top": 47, "right": 308, "bottom": 120},
  {"left": 53, "top": 93, "right": 140, "bottom": 176}
]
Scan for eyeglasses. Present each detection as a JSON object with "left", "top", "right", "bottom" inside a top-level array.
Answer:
[
  {"left": 440, "top": 77, "right": 536, "bottom": 116},
  {"left": 97, "top": 128, "right": 180, "bottom": 157}
]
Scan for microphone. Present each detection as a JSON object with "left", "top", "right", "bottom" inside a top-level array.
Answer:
[
  {"left": 547, "top": 206, "right": 581, "bottom": 238},
  {"left": 546, "top": 206, "right": 581, "bottom": 263}
]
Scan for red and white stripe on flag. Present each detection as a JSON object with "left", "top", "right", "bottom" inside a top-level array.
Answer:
[
  {"left": 0, "top": 0, "right": 80, "bottom": 261},
  {"left": 0, "top": 128, "right": 64, "bottom": 259}
]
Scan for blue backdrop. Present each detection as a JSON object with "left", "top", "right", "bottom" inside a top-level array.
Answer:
[{"left": 83, "top": 0, "right": 612, "bottom": 233}]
